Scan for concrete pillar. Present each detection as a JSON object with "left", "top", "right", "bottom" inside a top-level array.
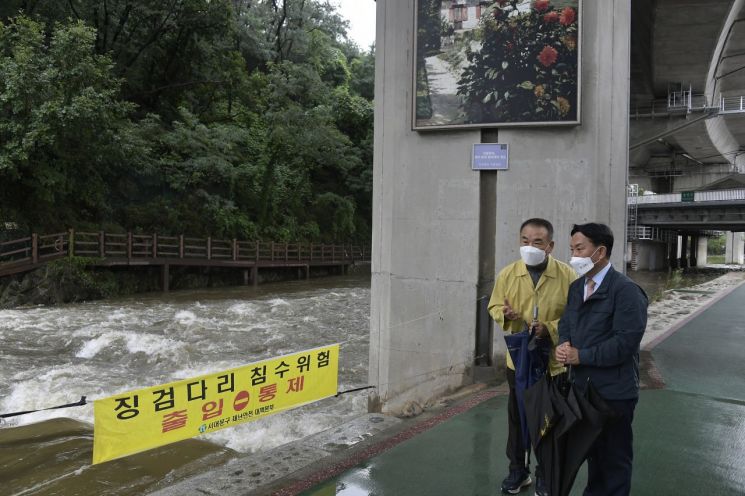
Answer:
[
  {"left": 696, "top": 236, "right": 708, "bottom": 267},
  {"left": 635, "top": 240, "right": 667, "bottom": 271},
  {"left": 689, "top": 235, "right": 697, "bottom": 268},
  {"left": 161, "top": 264, "right": 170, "bottom": 292},
  {"left": 651, "top": 241, "right": 667, "bottom": 271},
  {"left": 725, "top": 231, "right": 745, "bottom": 264},
  {"left": 668, "top": 237, "right": 679, "bottom": 269},
  {"left": 370, "top": 0, "right": 631, "bottom": 414},
  {"left": 680, "top": 234, "right": 689, "bottom": 268},
  {"left": 626, "top": 241, "right": 634, "bottom": 270}
]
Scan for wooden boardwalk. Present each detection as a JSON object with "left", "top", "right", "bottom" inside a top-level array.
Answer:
[{"left": 0, "top": 230, "right": 370, "bottom": 290}]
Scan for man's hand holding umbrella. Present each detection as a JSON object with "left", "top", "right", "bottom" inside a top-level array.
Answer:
[
  {"left": 556, "top": 342, "right": 580, "bottom": 365},
  {"left": 529, "top": 321, "right": 549, "bottom": 339},
  {"left": 504, "top": 298, "right": 550, "bottom": 339}
]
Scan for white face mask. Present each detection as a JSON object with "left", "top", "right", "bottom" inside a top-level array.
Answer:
[
  {"left": 520, "top": 245, "right": 547, "bottom": 266},
  {"left": 569, "top": 247, "right": 601, "bottom": 276}
]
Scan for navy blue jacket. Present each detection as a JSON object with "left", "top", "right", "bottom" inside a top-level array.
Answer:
[{"left": 558, "top": 266, "right": 648, "bottom": 400}]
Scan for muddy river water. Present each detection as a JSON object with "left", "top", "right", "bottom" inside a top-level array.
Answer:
[{"left": 1, "top": 272, "right": 371, "bottom": 495}]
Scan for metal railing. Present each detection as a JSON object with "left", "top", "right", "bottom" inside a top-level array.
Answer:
[
  {"left": 668, "top": 88, "right": 709, "bottom": 112},
  {"left": 719, "top": 95, "right": 745, "bottom": 114},
  {"left": 628, "top": 188, "right": 745, "bottom": 205},
  {"left": 627, "top": 226, "right": 677, "bottom": 242},
  {"left": 631, "top": 85, "right": 712, "bottom": 118},
  {"left": 630, "top": 99, "right": 670, "bottom": 118},
  {"left": 0, "top": 229, "right": 372, "bottom": 277}
]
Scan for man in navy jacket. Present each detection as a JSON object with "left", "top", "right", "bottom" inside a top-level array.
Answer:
[{"left": 556, "top": 223, "right": 648, "bottom": 496}]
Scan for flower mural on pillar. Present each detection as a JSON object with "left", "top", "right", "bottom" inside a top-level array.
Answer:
[{"left": 414, "top": 0, "right": 581, "bottom": 130}]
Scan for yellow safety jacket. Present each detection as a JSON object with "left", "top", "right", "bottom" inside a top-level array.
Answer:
[{"left": 488, "top": 255, "right": 577, "bottom": 376}]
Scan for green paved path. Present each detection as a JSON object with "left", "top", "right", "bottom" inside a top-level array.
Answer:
[{"left": 302, "top": 284, "right": 745, "bottom": 496}]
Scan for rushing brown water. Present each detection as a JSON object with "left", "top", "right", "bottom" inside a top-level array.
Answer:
[
  {"left": 0, "top": 418, "right": 234, "bottom": 495},
  {"left": 0, "top": 271, "right": 371, "bottom": 495},
  {"left": 627, "top": 268, "right": 724, "bottom": 300}
]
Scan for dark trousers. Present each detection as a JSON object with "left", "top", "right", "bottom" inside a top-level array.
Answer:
[
  {"left": 506, "top": 368, "right": 530, "bottom": 472},
  {"left": 583, "top": 398, "right": 637, "bottom": 496}
]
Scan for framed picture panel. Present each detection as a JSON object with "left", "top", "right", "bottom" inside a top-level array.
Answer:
[{"left": 413, "top": 0, "right": 581, "bottom": 130}]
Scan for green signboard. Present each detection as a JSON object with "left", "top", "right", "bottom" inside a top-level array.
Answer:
[{"left": 681, "top": 191, "right": 695, "bottom": 202}]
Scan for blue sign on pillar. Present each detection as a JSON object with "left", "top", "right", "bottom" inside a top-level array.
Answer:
[{"left": 472, "top": 143, "right": 509, "bottom": 171}]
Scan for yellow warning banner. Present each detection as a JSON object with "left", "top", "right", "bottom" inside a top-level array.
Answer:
[{"left": 92, "top": 344, "right": 339, "bottom": 464}]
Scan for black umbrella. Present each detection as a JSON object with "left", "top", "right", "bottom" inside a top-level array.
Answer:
[
  {"left": 557, "top": 379, "right": 611, "bottom": 496},
  {"left": 524, "top": 372, "right": 612, "bottom": 496}
]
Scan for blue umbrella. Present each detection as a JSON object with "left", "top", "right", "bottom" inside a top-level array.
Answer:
[{"left": 504, "top": 310, "right": 551, "bottom": 450}]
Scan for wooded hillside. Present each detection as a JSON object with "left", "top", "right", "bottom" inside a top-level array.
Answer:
[{"left": 0, "top": 0, "right": 374, "bottom": 242}]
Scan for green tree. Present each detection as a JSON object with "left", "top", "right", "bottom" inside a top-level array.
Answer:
[
  {"left": 0, "top": 16, "right": 137, "bottom": 230},
  {"left": 348, "top": 44, "right": 375, "bottom": 100},
  {"left": 0, "top": 1, "right": 374, "bottom": 243}
]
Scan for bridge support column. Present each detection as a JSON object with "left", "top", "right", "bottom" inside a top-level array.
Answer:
[
  {"left": 725, "top": 231, "right": 745, "bottom": 264},
  {"left": 251, "top": 266, "right": 259, "bottom": 287},
  {"left": 668, "top": 237, "right": 679, "bottom": 269},
  {"left": 161, "top": 264, "right": 170, "bottom": 292},
  {"left": 243, "top": 269, "right": 250, "bottom": 286},
  {"left": 696, "top": 236, "right": 708, "bottom": 267},
  {"left": 680, "top": 234, "right": 689, "bottom": 268},
  {"left": 689, "top": 235, "right": 698, "bottom": 268},
  {"left": 635, "top": 240, "right": 667, "bottom": 271}
]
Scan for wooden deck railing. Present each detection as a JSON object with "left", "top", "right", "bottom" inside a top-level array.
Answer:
[{"left": 0, "top": 229, "right": 371, "bottom": 277}]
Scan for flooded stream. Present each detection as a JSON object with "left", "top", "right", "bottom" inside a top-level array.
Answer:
[{"left": 1, "top": 272, "right": 371, "bottom": 495}]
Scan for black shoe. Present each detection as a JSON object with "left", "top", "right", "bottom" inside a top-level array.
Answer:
[
  {"left": 534, "top": 476, "right": 548, "bottom": 496},
  {"left": 501, "top": 469, "right": 532, "bottom": 494}
]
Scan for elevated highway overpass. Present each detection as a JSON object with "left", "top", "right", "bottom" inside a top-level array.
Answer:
[
  {"left": 629, "top": 0, "right": 745, "bottom": 194},
  {"left": 632, "top": 188, "right": 745, "bottom": 231},
  {"left": 627, "top": 187, "right": 745, "bottom": 269},
  {"left": 627, "top": 0, "right": 745, "bottom": 271}
]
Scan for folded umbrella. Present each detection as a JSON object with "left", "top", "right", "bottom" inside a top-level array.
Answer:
[
  {"left": 558, "top": 379, "right": 614, "bottom": 496},
  {"left": 525, "top": 374, "right": 580, "bottom": 496},
  {"left": 504, "top": 324, "right": 551, "bottom": 450},
  {"left": 524, "top": 372, "right": 612, "bottom": 496}
]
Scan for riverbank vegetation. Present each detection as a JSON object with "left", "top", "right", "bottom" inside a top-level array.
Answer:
[{"left": 0, "top": 0, "right": 374, "bottom": 243}]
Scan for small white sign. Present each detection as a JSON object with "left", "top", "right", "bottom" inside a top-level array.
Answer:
[{"left": 472, "top": 144, "right": 509, "bottom": 170}]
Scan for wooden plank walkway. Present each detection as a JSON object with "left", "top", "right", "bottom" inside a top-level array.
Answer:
[{"left": 0, "top": 230, "right": 371, "bottom": 290}]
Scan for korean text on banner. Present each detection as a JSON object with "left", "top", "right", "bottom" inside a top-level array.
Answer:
[{"left": 92, "top": 344, "right": 339, "bottom": 464}]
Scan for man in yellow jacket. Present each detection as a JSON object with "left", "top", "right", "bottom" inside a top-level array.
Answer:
[{"left": 488, "top": 218, "right": 576, "bottom": 496}]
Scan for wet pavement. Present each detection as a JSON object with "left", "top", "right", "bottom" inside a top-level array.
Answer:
[{"left": 294, "top": 281, "right": 745, "bottom": 496}]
